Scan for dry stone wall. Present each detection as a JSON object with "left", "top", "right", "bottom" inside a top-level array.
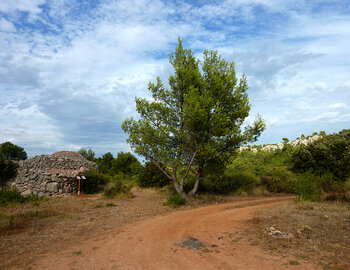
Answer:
[{"left": 7, "top": 151, "right": 98, "bottom": 197}]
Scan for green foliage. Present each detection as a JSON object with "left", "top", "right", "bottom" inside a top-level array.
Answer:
[
  {"left": 0, "top": 155, "right": 18, "bottom": 188},
  {"left": 260, "top": 167, "right": 297, "bottom": 193},
  {"left": 122, "top": 38, "right": 265, "bottom": 199},
  {"left": 202, "top": 170, "right": 260, "bottom": 194},
  {"left": 0, "top": 188, "right": 45, "bottom": 206},
  {"left": 295, "top": 172, "right": 322, "bottom": 201},
  {"left": 339, "top": 128, "right": 350, "bottom": 140},
  {"left": 77, "top": 148, "right": 95, "bottom": 161},
  {"left": 81, "top": 169, "right": 109, "bottom": 194},
  {"left": 137, "top": 161, "right": 170, "bottom": 188},
  {"left": 166, "top": 193, "right": 186, "bottom": 207},
  {"left": 103, "top": 181, "right": 132, "bottom": 198},
  {"left": 0, "top": 141, "right": 27, "bottom": 160},
  {"left": 111, "top": 152, "right": 141, "bottom": 176},
  {"left": 282, "top": 137, "right": 289, "bottom": 144},
  {"left": 319, "top": 131, "right": 326, "bottom": 136},
  {"left": 229, "top": 146, "right": 297, "bottom": 194},
  {"left": 96, "top": 152, "right": 114, "bottom": 174},
  {"left": 229, "top": 148, "right": 292, "bottom": 176},
  {"left": 291, "top": 132, "right": 350, "bottom": 181},
  {"left": 0, "top": 188, "right": 25, "bottom": 205}
]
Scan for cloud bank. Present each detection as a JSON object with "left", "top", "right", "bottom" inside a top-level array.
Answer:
[{"left": 0, "top": 0, "right": 349, "bottom": 157}]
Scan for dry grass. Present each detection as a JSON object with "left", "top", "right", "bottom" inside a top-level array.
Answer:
[{"left": 246, "top": 201, "right": 350, "bottom": 270}]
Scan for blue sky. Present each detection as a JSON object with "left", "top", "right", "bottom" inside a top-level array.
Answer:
[{"left": 0, "top": 0, "right": 349, "bottom": 158}]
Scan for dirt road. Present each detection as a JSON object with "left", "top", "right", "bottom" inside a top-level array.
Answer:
[{"left": 31, "top": 196, "right": 318, "bottom": 270}]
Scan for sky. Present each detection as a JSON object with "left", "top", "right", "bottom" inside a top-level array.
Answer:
[{"left": 0, "top": 0, "right": 349, "bottom": 158}]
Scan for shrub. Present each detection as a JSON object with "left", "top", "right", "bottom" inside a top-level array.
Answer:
[
  {"left": 103, "top": 181, "right": 132, "bottom": 198},
  {"left": 0, "top": 188, "right": 45, "bottom": 206},
  {"left": 137, "top": 161, "right": 170, "bottom": 188},
  {"left": 261, "top": 167, "right": 297, "bottom": 193},
  {"left": 81, "top": 169, "right": 109, "bottom": 194},
  {"left": 229, "top": 147, "right": 293, "bottom": 178},
  {"left": 291, "top": 132, "right": 350, "bottom": 181},
  {"left": 0, "top": 188, "right": 25, "bottom": 205},
  {"left": 202, "top": 170, "right": 260, "bottom": 194},
  {"left": 166, "top": 193, "right": 186, "bottom": 207},
  {"left": 295, "top": 173, "right": 322, "bottom": 201},
  {"left": 0, "top": 155, "right": 18, "bottom": 188}
]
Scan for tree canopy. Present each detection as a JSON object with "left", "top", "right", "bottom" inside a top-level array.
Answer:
[
  {"left": 122, "top": 38, "right": 265, "bottom": 199},
  {"left": 0, "top": 155, "right": 18, "bottom": 188},
  {"left": 110, "top": 152, "right": 141, "bottom": 176},
  {"left": 291, "top": 130, "right": 350, "bottom": 181},
  {"left": 0, "top": 142, "right": 27, "bottom": 161},
  {"left": 77, "top": 148, "right": 95, "bottom": 161}
]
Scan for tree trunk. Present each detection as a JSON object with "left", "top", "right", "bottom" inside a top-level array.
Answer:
[
  {"left": 187, "top": 168, "right": 202, "bottom": 198},
  {"left": 172, "top": 176, "right": 187, "bottom": 200}
]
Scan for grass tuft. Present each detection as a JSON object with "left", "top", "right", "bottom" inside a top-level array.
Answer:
[
  {"left": 166, "top": 193, "right": 186, "bottom": 207},
  {"left": 289, "top": 260, "right": 300, "bottom": 266}
]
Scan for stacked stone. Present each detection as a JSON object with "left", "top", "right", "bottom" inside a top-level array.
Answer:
[{"left": 8, "top": 151, "right": 97, "bottom": 197}]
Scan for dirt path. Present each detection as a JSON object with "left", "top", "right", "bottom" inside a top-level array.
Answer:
[{"left": 26, "top": 196, "right": 319, "bottom": 270}]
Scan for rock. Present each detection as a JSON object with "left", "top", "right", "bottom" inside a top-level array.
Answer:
[
  {"left": 46, "top": 182, "right": 58, "bottom": 193},
  {"left": 240, "top": 135, "right": 322, "bottom": 153},
  {"left": 22, "top": 189, "right": 32, "bottom": 196},
  {"left": 29, "top": 174, "right": 37, "bottom": 180},
  {"left": 267, "top": 226, "right": 294, "bottom": 239},
  {"left": 40, "top": 181, "right": 47, "bottom": 187}
]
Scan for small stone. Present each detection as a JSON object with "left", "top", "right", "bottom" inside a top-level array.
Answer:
[{"left": 22, "top": 189, "right": 32, "bottom": 196}]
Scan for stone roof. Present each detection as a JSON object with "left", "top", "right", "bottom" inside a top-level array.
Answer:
[{"left": 17, "top": 151, "right": 98, "bottom": 178}]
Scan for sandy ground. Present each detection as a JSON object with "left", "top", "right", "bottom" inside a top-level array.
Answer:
[{"left": 26, "top": 196, "right": 320, "bottom": 270}]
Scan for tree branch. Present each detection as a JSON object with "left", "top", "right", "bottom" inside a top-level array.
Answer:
[
  {"left": 180, "top": 149, "right": 197, "bottom": 186},
  {"left": 148, "top": 156, "right": 173, "bottom": 180}
]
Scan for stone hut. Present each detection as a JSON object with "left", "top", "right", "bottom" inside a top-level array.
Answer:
[{"left": 8, "top": 151, "right": 98, "bottom": 197}]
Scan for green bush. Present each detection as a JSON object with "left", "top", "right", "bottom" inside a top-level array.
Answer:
[
  {"left": 295, "top": 173, "right": 322, "bottom": 201},
  {"left": 137, "top": 161, "right": 170, "bottom": 188},
  {"left": 81, "top": 169, "right": 109, "bottom": 194},
  {"left": 202, "top": 170, "right": 260, "bottom": 194},
  {"left": 110, "top": 152, "right": 141, "bottom": 176},
  {"left": 166, "top": 193, "right": 186, "bottom": 207},
  {"left": 291, "top": 132, "right": 350, "bottom": 181},
  {"left": 0, "top": 188, "right": 45, "bottom": 206},
  {"left": 0, "top": 188, "right": 26, "bottom": 205},
  {"left": 0, "top": 155, "right": 18, "bottom": 188},
  {"left": 261, "top": 167, "right": 297, "bottom": 193},
  {"left": 103, "top": 181, "right": 132, "bottom": 198}
]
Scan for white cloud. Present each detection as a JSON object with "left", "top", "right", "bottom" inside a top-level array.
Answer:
[
  {"left": 0, "top": 0, "right": 45, "bottom": 14},
  {"left": 328, "top": 103, "right": 346, "bottom": 109},
  {"left": 0, "top": 17, "right": 16, "bottom": 32},
  {"left": 0, "top": 0, "right": 349, "bottom": 156}
]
